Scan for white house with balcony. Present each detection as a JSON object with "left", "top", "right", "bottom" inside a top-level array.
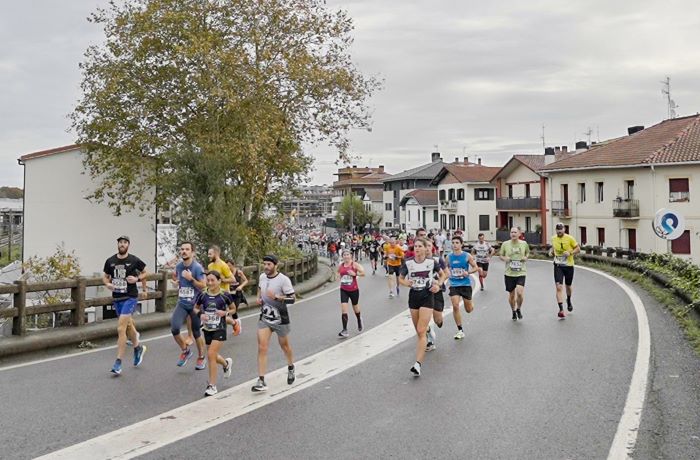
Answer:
[
  {"left": 431, "top": 163, "right": 501, "bottom": 241},
  {"left": 399, "top": 189, "right": 439, "bottom": 234},
  {"left": 541, "top": 115, "right": 700, "bottom": 263}
]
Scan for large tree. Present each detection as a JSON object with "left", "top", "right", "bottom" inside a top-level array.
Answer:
[
  {"left": 71, "top": 0, "right": 379, "bottom": 261},
  {"left": 336, "top": 194, "right": 380, "bottom": 232}
]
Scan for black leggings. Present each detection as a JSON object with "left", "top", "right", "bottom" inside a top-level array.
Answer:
[{"left": 170, "top": 302, "right": 202, "bottom": 339}]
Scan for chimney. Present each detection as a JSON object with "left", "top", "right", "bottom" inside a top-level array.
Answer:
[
  {"left": 463, "top": 156, "right": 469, "bottom": 163},
  {"left": 544, "top": 147, "right": 555, "bottom": 165},
  {"left": 478, "top": 158, "right": 482, "bottom": 165},
  {"left": 627, "top": 125, "right": 644, "bottom": 135},
  {"left": 562, "top": 146, "right": 568, "bottom": 153},
  {"left": 454, "top": 157, "right": 459, "bottom": 163},
  {"left": 431, "top": 151, "right": 441, "bottom": 162},
  {"left": 575, "top": 141, "right": 588, "bottom": 150},
  {"left": 352, "top": 165, "right": 357, "bottom": 168},
  {"left": 378, "top": 165, "right": 384, "bottom": 172},
  {"left": 555, "top": 146, "right": 561, "bottom": 153}
]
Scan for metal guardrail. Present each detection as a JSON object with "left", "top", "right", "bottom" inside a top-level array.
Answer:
[
  {"left": 0, "top": 254, "right": 318, "bottom": 336},
  {"left": 551, "top": 200, "right": 571, "bottom": 217}
]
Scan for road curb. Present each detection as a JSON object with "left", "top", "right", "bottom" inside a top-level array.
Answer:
[{"left": 0, "top": 261, "right": 334, "bottom": 359}]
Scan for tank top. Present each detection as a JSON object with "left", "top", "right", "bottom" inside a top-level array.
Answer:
[
  {"left": 448, "top": 252, "right": 471, "bottom": 287},
  {"left": 338, "top": 263, "right": 359, "bottom": 291}
]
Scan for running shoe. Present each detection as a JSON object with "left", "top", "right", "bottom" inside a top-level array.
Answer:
[
  {"left": 567, "top": 302, "right": 573, "bottom": 312},
  {"left": 389, "top": 292, "right": 395, "bottom": 298},
  {"left": 480, "top": 286, "right": 484, "bottom": 291},
  {"left": 224, "top": 358, "right": 233, "bottom": 379},
  {"left": 338, "top": 329, "right": 349, "bottom": 339},
  {"left": 516, "top": 309, "right": 523, "bottom": 320},
  {"left": 425, "top": 342, "right": 436, "bottom": 352},
  {"left": 177, "top": 347, "right": 192, "bottom": 367},
  {"left": 512, "top": 311, "right": 518, "bottom": 321},
  {"left": 127, "top": 331, "right": 141, "bottom": 347},
  {"left": 558, "top": 310, "right": 566, "bottom": 319},
  {"left": 410, "top": 362, "right": 421, "bottom": 377},
  {"left": 195, "top": 356, "right": 207, "bottom": 370},
  {"left": 454, "top": 330, "right": 465, "bottom": 340},
  {"left": 251, "top": 378, "right": 268, "bottom": 392},
  {"left": 427, "top": 325, "right": 436, "bottom": 345},
  {"left": 233, "top": 319, "right": 242, "bottom": 336},
  {"left": 358, "top": 319, "right": 364, "bottom": 332},
  {"left": 287, "top": 366, "right": 296, "bottom": 385},
  {"left": 204, "top": 384, "right": 218, "bottom": 397},
  {"left": 133, "top": 344, "right": 146, "bottom": 367},
  {"left": 110, "top": 359, "right": 122, "bottom": 375}
]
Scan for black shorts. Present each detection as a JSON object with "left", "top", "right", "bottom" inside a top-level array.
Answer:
[
  {"left": 408, "top": 289, "right": 434, "bottom": 310},
  {"left": 504, "top": 275, "right": 526, "bottom": 293},
  {"left": 449, "top": 285, "right": 473, "bottom": 300},
  {"left": 387, "top": 265, "right": 401, "bottom": 276},
  {"left": 476, "top": 262, "right": 489, "bottom": 272},
  {"left": 203, "top": 329, "right": 226, "bottom": 345},
  {"left": 554, "top": 264, "right": 575, "bottom": 286},
  {"left": 369, "top": 252, "right": 379, "bottom": 260},
  {"left": 340, "top": 289, "right": 360, "bottom": 305},
  {"left": 230, "top": 290, "right": 248, "bottom": 306},
  {"left": 433, "top": 290, "right": 445, "bottom": 312}
]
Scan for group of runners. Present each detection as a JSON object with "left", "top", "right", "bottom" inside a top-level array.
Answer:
[{"left": 102, "top": 221, "right": 580, "bottom": 390}]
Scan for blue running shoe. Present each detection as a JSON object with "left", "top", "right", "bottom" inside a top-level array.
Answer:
[
  {"left": 177, "top": 347, "right": 192, "bottom": 367},
  {"left": 111, "top": 359, "right": 122, "bottom": 375},
  {"left": 133, "top": 345, "right": 146, "bottom": 367}
]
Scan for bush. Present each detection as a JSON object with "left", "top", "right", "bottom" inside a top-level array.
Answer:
[{"left": 632, "top": 253, "right": 700, "bottom": 302}]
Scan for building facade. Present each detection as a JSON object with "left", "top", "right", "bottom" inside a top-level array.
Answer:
[
  {"left": 399, "top": 189, "right": 439, "bottom": 234},
  {"left": 332, "top": 165, "right": 390, "bottom": 219}
]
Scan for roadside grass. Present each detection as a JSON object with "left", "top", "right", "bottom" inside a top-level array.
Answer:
[{"left": 0, "top": 245, "right": 21, "bottom": 268}]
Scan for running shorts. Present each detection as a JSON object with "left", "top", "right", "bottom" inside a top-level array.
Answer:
[
  {"left": 340, "top": 289, "right": 360, "bottom": 305},
  {"left": 408, "top": 289, "right": 434, "bottom": 310},
  {"left": 203, "top": 329, "right": 226, "bottom": 344},
  {"left": 114, "top": 297, "right": 138, "bottom": 316},
  {"left": 387, "top": 265, "right": 401, "bottom": 276},
  {"left": 258, "top": 320, "right": 291, "bottom": 337},
  {"left": 449, "top": 285, "right": 473, "bottom": 300},
  {"left": 370, "top": 252, "right": 379, "bottom": 260},
  {"left": 476, "top": 261, "right": 490, "bottom": 272},
  {"left": 433, "top": 290, "right": 445, "bottom": 312},
  {"left": 504, "top": 275, "right": 526, "bottom": 293},
  {"left": 554, "top": 264, "right": 575, "bottom": 286}
]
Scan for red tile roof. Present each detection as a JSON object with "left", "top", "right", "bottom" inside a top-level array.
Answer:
[
  {"left": 403, "top": 189, "right": 438, "bottom": 207},
  {"left": 19, "top": 144, "right": 80, "bottom": 162},
  {"left": 542, "top": 115, "right": 700, "bottom": 171},
  {"left": 437, "top": 164, "right": 502, "bottom": 184},
  {"left": 333, "top": 171, "right": 392, "bottom": 188}
]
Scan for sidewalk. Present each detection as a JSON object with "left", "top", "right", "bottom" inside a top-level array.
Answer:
[{"left": 0, "top": 261, "right": 334, "bottom": 359}]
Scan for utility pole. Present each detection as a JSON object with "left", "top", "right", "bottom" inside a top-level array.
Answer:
[
  {"left": 8, "top": 213, "right": 13, "bottom": 261},
  {"left": 661, "top": 76, "right": 678, "bottom": 119},
  {"left": 541, "top": 124, "right": 546, "bottom": 150}
]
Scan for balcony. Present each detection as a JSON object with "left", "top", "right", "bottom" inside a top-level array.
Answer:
[
  {"left": 612, "top": 198, "right": 639, "bottom": 218},
  {"left": 551, "top": 200, "right": 571, "bottom": 218},
  {"left": 496, "top": 196, "right": 542, "bottom": 210},
  {"left": 441, "top": 200, "right": 457, "bottom": 212},
  {"left": 496, "top": 230, "right": 541, "bottom": 245}
]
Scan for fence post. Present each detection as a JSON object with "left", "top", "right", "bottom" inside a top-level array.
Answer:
[
  {"left": 71, "top": 277, "right": 87, "bottom": 326},
  {"left": 155, "top": 270, "right": 169, "bottom": 313},
  {"left": 297, "top": 258, "right": 303, "bottom": 283},
  {"left": 12, "top": 279, "right": 27, "bottom": 336}
]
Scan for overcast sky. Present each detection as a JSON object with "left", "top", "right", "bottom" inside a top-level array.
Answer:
[{"left": 2, "top": 0, "right": 700, "bottom": 187}]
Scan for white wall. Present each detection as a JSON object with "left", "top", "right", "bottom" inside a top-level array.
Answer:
[
  {"left": 382, "top": 190, "right": 394, "bottom": 228},
  {"left": 466, "top": 184, "right": 497, "bottom": 241}
]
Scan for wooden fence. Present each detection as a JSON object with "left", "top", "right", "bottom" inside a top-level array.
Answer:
[{"left": 0, "top": 254, "right": 318, "bottom": 336}]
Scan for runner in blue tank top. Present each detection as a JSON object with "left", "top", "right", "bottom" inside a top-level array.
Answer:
[{"left": 445, "top": 236, "right": 479, "bottom": 340}]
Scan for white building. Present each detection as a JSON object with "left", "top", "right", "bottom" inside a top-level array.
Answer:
[
  {"left": 18, "top": 144, "right": 157, "bottom": 283},
  {"left": 399, "top": 189, "right": 439, "bottom": 234},
  {"left": 541, "top": 115, "right": 700, "bottom": 262},
  {"left": 362, "top": 189, "right": 384, "bottom": 227}
]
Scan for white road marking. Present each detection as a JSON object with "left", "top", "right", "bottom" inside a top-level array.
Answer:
[
  {"left": 0, "top": 286, "right": 339, "bottom": 372},
  {"left": 38, "top": 277, "right": 478, "bottom": 460}
]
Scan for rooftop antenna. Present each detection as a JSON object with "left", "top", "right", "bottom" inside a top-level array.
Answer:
[
  {"left": 584, "top": 127, "right": 593, "bottom": 146},
  {"left": 596, "top": 125, "right": 600, "bottom": 143},
  {"left": 540, "top": 124, "right": 546, "bottom": 150},
  {"left": 661, "top": 76, "right": 678, "bottom": 119}
]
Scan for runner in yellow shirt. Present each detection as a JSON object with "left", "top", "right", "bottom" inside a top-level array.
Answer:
[
  {"left": 208, "top": 245, "right": 241, "bottom": 334},
  {"left": 549, "top": 223, "right": 580, "bottom": 318}
]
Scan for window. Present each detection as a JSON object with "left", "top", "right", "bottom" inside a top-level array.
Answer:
[
  {"left": 525, "top": 184, "right": 531, "bottom": 198},
  {"left": 669, "top": 178, "right": 689, "bottom": 202},
  {"left": 449, "top": 214, "right": 456, "bottom": 230},
  {"left": 385, "top": 222, "right": 392, "bottom": 228},
  {"left": 579, "top": 227, "right": 587, "bottom": 245},
  {"left": 393, "top": 189, "right": 398, "bottom": 198},
  {"left": 597, "top": 227, "right": 605, "bottom": 246},
  {"left": 595, "top": 182, "right": 604, "bottom": 203},
  {"left": 508, "top": 216, "right": 514, "bottom": 229},
  {"left": 394, "top": 210, "right": 398, "bottom": 219},
  {"left": 578, "top": 183, "right": 586, "bottom": 203},
  {"left": 407, "top": 210, "right": 411, "bottom": 221},
  {"left": 458, "top": 215, "right": 465, "bottom": 230},
  {"left": 479, "top": 215, "right": 490, "bottom": 231},
  {"left": 508, "top": 184, "right": 513, "bottom": 198},
  {"left": 440, "top": 214, "right": 447, "bottom": 230},
  {"left": 474, "top": 188, "right": 495, "bottom": 200},
  {"left": 525, "top": 216, "right": 532, "bottom": 232},
  {"left": 671, "top": 230, "right": 691, "bottom": 254},
  {"left": 385, "top": 203, "right": 392, "bottom": 211},
  {"left": 433, "top": 209, "right": 438, "bottom": 221},
  {"left": 625, "top": 180, "right": 635, "bottom": 199},
  {"left": 439, "top": 189, "right": 446, "bottom": 201},
  {"left": 457, "top": 189, "right": 465, "bottom": 201},
  {"left": 384, "top": 184, "right": 389, "bottom": 191},
  {"left": 448, "top": 188, "right": 455, "bottom": 201}
]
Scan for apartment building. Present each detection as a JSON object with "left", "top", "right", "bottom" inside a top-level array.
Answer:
[
  {"left": 399, "top": 189, "right": 439, "bottom": 234},
  {"left": 332, "top": 165, "right": 391, "bottom": 218}
]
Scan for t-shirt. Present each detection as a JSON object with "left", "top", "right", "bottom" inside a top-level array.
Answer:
[
  {"left": 447, "top": 252, "right": 472, "bottom": 287},
  {"left": 208, "top": 259, "right": 234, "bottom": 292},
  {"left": 258, "top": 273, "right": 295, "bottom": 325},
  {"left": 499, "top": 240, "right": 530, "bottom": 277},
  {"left": 104, "top": 254, "right": 146, "bottom": 299},
  {"left": 176, "top": 260, "right": 206, "bottom": 307},
  {"left": 473, "top": 241, "right": 493, "bottom": 263},
  {"left": 384, "top": 244, "right": 405, "bottom": 267},
  {"left": 551, "top": 234, "right": 579, "bottom": 266},
  {"left": 400, "top": 257, "right": 438, "bottom": 291},
  {"left": 195, "top": 290, "right": 234, "bottom": 331},
  {"left": 369, "top": 241, "right": 380, "bottom": 254}
]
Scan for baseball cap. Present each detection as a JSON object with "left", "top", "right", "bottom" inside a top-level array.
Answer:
[
  {"left": 116, "top": 235, "right": 130, "bottom": 243},
  {"left": 262, "top": 254, "right": 279, "bottom": 265}
]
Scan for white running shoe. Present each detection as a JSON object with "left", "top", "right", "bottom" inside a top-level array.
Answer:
[
  {"left": 454, "top": 330, "right": 465, "bottom": 340},
  {"left": 425, "top": 343, "right": 436, "bottom": 352},
  {"left": 410, "top": 362, "right": 421, "bottom": 377},
  {"left": 224, "top": 358, "right": 233, "bottom": 378},
  {"left": 204, "top": 384, "right": 218, "bottom": 397}
]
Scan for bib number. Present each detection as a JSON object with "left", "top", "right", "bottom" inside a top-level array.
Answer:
[
  {"left": 410, "top": 276, "right": 429, "bottom": 289},
  {"left": 204, "top": 311, "right": 220, "bottom": 329},
  {"left": 554, "top": 255, "right": 567, "bottom": 265},
  {"left": 113, "top": 278, "right": 127, "bottom": 293},
  {"left": 509, "top": 260, "right": 523, "bottom": 271},
  {"left": 261, "top": 304, "right": 280, "bottom": 323},
  {"left": 340, "top": 275, "right": 354, "bottom": 286},
  {"left": 451, "top": 268, "right": 465, "bottom": 278},
  {"left": 179, "top": 287, "right": 195, "bottom": 300},
  {"left": 389, "top": 254, "right": 396, "bottom": 260}
]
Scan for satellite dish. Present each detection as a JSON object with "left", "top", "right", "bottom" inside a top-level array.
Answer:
[{"left": 652, "top": 208, "right": 685, "bottom": 240}]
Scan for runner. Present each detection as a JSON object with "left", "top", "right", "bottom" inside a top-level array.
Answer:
[
  {"left": 549, "top": 223, "right": 580, "bottom": 318},
  {"left": 103, "top": 236, "right": 147, "bottom": 375},
  {"left": 337, "top": 250, "right": 366, "bottom": 338},
  {"left": 328, "top": 240, "right": 338, "bottom": 267},
  {"left": 171, "top": 241, "right": 207, "bottom": 369},
  {"left": 384, "top": 237, "right": 405, "bottom": 298},
  {"left": 399, "top": 237, "right": 446, "bottom": 377},
  {"left": 193, "top": 270, "right": 238, "bottom": 396},
  {"left": 227, "top": 260, "right": 249, "bottom": 309},
  {"left": 425, "top": 232, "right": 447, "bottom": 351},
  {"left": 498, "top": 227, "right": 530, "bottom": 321},
  {"left": 208, "top": 246, "right": 241, "bottom": 334},
  {"left": 368, "top": 237, "right": 381, "bottom": 275},
  {"left": 446, "top": 235, "right": 480, "bottom": 339},
  {"left": 251, "top": 255, "right": 296, "bottom": 392},
  {"left": 472, "top": 233, "right": 495, "bottom": 291}
]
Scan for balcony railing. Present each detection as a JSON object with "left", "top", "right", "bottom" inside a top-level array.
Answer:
[
  {"left": 496, "top": 196, "right": 542, "bottom": 210},
  {"left": 496, "top": 230, "right": 541, "bottom": 244},
  {"left": 441, "top": 200, "right": 457, "bottom": 212},
  {"left": 612, "top": 198, "right": 639, "bottom": 218},
  {"left": 551, "top": 200, "right": 571, "bottom": 217}
]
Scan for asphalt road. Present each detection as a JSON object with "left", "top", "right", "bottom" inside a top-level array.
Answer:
[{"left": 1, "top": 257, "right": 698, "bottom": 459}]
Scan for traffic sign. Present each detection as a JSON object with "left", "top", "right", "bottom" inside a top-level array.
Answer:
[{"left": 652, "top": 208, "right": 685, "bottom": 240}]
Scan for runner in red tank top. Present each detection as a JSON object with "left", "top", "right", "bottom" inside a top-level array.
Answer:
[{"left": 337, "top": 250, "right": 365, "bottom": 338}]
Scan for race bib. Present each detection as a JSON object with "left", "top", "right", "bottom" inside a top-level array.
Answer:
[
  {"left": 113, "top": 278, "right": 127, "bottom": 293},
  {"left": 389, "top": 254, "right": 396, "bottom": 260},
  {"left": 509, "top": 260, "right": 523, "bottom": 271},
  {"left": 410, "top": 276, "right": 429, "bottom": 289},
  {"left": 178, "top": 287, "right": 195, "bottom": 300},
  {"left": 204, "top": 311, "right": 220, "bottom": 329},
  {"left": 476, "top": 250, "right": 487, "bottom": 259},
  {"left": 261, "top": 304, "right": 280, "bottom": 324},
  {"left": 451, "top": 268, "right": 465, "bottom": 278},
  {"left": 554, "top": 255, "right": 567, "bottom": 265},
  {"left": 340, "top": 275, "right": 354, "bottom": 286},
  {"left": 370, "top": 246, "right": 376, "bottom": 252}
]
